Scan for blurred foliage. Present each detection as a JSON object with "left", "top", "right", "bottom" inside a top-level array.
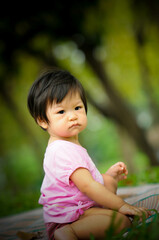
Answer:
[
  {"left": 0, "top": 0, "right": 159, "bottom": 217},
  {"left": 90, "top": 210, "right": 159, "bottom": 240}
]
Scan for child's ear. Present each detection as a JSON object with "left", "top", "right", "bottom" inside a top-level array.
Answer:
[{"left": 37, "top": 118, "right": 48, "bottom": 130}]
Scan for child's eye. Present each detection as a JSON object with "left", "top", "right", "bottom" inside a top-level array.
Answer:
[
  {"left": 75, "top": 106, "right": 81, "bottom": 110},
  {"left": 57, "top": 110, "right": 65, "bottom": 114}
]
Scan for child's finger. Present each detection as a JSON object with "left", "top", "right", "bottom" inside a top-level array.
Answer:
[
  {"left": 123, "top": 167, "right": 128, "bottom": 175},
  {"left": 119, "top": 165, "right": 128, "bottom": 175},
  {"left": 139, "top": 207, "right": 150, "bottom": 219},
  {"left": 120, "top": 164, "right": 128, "bottom": 175},
  {"left": 117, "top": 162, "right": 128, "bottom": 172}
]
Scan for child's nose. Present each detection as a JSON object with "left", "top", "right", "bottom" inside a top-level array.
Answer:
[{"left": 68, "top": 112, "right": 77, "bottom": 121}]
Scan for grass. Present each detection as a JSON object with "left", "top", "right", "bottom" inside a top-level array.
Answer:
[
  {"left": 90, "top": 210, "right": 159, "bottom": 240},
  {"left": 0, "top": 190, "right": 40, "bottom": 218},
  {"left": 0, "top": 166, "right": 158, "bottom": 218},
  {"left": 118, "top": 166, "right": 159, "bottom": 187},
  {"left": 0, "top": 162, "right": 158, "bottom": 240},
  {"left": 0, "top": 157, "right": 158, "bottom": 218}
]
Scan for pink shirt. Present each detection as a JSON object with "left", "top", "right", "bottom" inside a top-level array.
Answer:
[{"left": 39, "top": 140, "right": 104, "bottom": 223}]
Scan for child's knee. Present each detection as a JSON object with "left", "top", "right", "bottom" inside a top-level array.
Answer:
[
  {"left": 103, "top": 174, "right": 117, "bottom": 193},
  {"left": 106, "top": 174, "right": 116, "bottom": 185},
  {"left": 117, "top": 214, "right": 131, "bottom": 232}
]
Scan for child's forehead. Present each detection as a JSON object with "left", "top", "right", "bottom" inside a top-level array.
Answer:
[
  {"left": 51, "top": 90, "right": 82, "bottom": 106},
  {"left": 65, "top": 89, "right": 81, "bottom": 99}
]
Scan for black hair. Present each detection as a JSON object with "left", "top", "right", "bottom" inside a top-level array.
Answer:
[{"left": 27, "top": 69, "right": 87, "bottom": 124}]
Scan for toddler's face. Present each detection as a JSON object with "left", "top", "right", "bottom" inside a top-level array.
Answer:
[{"left": 39, "top": 91, "right": 87, "bottom": 143}]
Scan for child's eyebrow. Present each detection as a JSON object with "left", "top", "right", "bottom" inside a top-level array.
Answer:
[
  {"left": 52, "top": 98, "right": 83, "bottom": 108},
  {"left": 50, "top": 102, "right": 63, "bottom": 110},
  {"left": 76, "top": 99, "right": 83, "bottom": 104},
  {"left": 54, "top": 103, "right": 63, "bottom": 108}
]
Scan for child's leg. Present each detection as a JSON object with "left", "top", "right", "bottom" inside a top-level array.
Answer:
[
  {"left": 54, "top": 208, "right": 131, "bottom": 240},
  {"left": 102, "top": 174, "right": 118, "bottom": 193}
]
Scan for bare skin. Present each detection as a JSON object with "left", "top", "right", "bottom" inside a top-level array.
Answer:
[
  {"left": 54, "top": 163, "right": 150, "bottom": 240},
  {"left": 37, "top": 91, "right": 150, "bottom": 240},
  {"left": 102, "top": 161, "right": 128, "bottom": 193},
  {"left": 54, "top": 210, "right": 131, "bottom": 240}
]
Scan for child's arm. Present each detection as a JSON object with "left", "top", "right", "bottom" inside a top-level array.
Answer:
[
  {"left": 70, "top": 168, "right": 150, "bottom": 218},
  {"left": 71, "top": 168, "right": 124, "bottom": 210},
  {"left": 101, "top": 162, "right": 128, "bottom": 194}
]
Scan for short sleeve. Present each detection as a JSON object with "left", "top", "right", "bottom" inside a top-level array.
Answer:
[{"left": 53, "top": 143, "right": 89, "bottom": 186}]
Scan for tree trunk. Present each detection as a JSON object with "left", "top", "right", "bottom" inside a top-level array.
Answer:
[{"left": 81, "top": 44, "right": 158, "bottom": 165}]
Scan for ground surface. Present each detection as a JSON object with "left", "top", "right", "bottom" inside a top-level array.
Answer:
[{"left": 0, "top": 184, "right": 159, "bottom": 240}]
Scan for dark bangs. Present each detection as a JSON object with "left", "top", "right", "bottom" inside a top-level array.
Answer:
[
  {"left": 48, "top": 80, "right": 87, "bottom": 114},
  {"left": 27, "top": 69, "right": 87, "bottom": 124}
]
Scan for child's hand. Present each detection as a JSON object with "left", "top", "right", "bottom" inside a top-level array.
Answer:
[
  {"left": 106, "top": 162, "right": 128, "bottom": 182},
  {"left": 118, "top": 203, "right": 151, "bottom": 220}
]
